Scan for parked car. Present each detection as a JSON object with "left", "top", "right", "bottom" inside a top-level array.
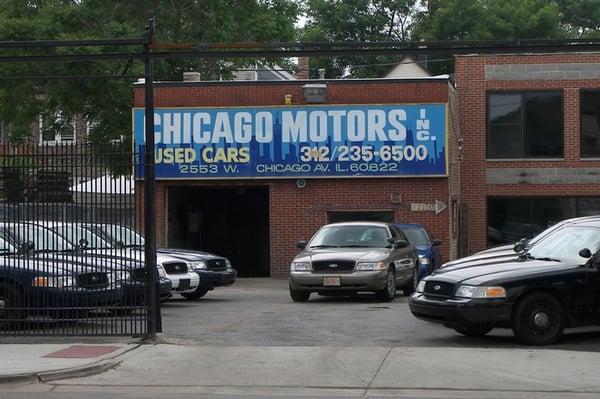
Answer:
[
  {"left": 0, "top": 233, "right": 122, "bottom": 321},
  {"left": 442, "top": 215, "right": 600, "bottom": 270},
  {"left": 35, "top": 221, "right": 191, "bottom": 301},
  {"left": 85, "top": 223, "right": 236, "bottom": 299},
  {"left": 409, "top": 219, "right": 600, "bottom": 345},
  {"left": 394, "top": 223, "right": 441, "bottom": 282},
  {"left": 289, "top": 222, "right": 418, "bottom": 302},
  {"left": 1, "top": 222, "right": 172, "bottom": 307},
  {"left": 476, "top": 215, "right": 600, "bottom": 257}
]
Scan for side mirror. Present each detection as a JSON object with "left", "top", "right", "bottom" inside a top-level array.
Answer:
[
  {"left": 579, "top": 248, "right": 593, "bottom": 259},
  {"left": 394, "top": 239, "right": 409, "bottom": 249},
  {"left": 78, "top": 238, "right": 89, "bottom": 250},
  {"left": 296, "top": 241, "right": 307, "bottom": 250},
  {"left": 431, "top": 239, "right": 442, "bottom": 247},
  {"left": 513, "top": 238, "right": 528, "bottom": 253}
]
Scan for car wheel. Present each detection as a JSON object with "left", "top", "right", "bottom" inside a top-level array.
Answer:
[
  {"left": 512, "top": 292, "right": 565, "bottom": 346},
  {"left": 376, "top": 268, "right": 396, "bottom": 302},
  {"left": 289, "top": 284, "right": 310, "bottom": 302},
  {"left": 181, "top": 286, "right": 210, "bottom": 300},
  {"left": 454, "top": 327, "right": 492, "bottom": 337},
  {"left": 0, "top": 283, "right": 23, "bottom": 323}
]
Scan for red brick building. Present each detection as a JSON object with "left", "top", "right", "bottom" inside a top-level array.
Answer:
[
  {"left": 455, "top": 53, "right": 600, "bottom": 254},
  {"left": 134, "top": 77, "right": 460, "bottom": 277}
]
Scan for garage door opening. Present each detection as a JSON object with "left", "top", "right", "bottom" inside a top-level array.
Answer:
[{"left": 167, "top": 186, "right": 270, "bottom": 277}]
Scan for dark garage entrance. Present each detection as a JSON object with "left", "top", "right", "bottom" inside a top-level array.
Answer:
[{"left": 167, "top": 186, "right": 270, "bottom": 277}]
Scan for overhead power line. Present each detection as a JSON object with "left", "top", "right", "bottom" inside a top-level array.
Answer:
[{"left": 0, "top": 38, "right": 599, "bottom": 64}]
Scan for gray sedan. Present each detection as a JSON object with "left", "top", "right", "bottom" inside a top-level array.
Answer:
[{"left": 289, "top": 222, "right": 418, "bottom": 302}]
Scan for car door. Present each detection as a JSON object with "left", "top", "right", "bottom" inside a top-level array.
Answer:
[
  {"left": 588, "top": 254, "right": 600, "bottom": 322},
  {"left": 388, "top": 227, "right": 414, "bottom": 283},
  {"left": 425, "top": 229, "right": 442, "bottom": 269}
]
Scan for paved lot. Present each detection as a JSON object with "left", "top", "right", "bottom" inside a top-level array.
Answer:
[
  {"left": 161, "top": 277, "right": 600, "bottom": 351},
  {"left": 3, "top": 278, "right": 600, "bottom": 399}
]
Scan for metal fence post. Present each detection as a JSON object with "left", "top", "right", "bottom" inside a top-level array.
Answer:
[{"left": 143, "top": 18, "right": 159, "bottom": 338}]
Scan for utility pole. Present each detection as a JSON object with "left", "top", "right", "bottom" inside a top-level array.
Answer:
[{"left": 143, "top": 17, "right": 160, "bottom": 338}]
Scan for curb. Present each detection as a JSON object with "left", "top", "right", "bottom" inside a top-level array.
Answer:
[{"left": 0, "top": 344, "right": 141, "bottom": 385}]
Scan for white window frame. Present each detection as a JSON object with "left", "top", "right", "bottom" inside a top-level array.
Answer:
[{"left": 38, "top": 112, "right": 76, "bottom": 146}]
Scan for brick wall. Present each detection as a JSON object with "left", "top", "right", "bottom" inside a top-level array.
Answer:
[
  {"left": 455, "top": 53, "right": 600, "bottom": 254},
  {"left": 133, "top": 79, "right": 450, "bottom": 108},
  {"left": 133, "top": 78, "right": 456, "bottom": 277}
]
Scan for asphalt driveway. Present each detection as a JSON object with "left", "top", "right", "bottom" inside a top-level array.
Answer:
[{"left": 161, "top": 277, "right": 600, "bottom": 351}]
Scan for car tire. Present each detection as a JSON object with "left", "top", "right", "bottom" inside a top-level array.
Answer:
[
  {"left": 376, "top": 268, "right": 396, "bottom": 302},
  {"left": 289, "top": 284, "right": 310, "bottom": 302},
  {"left": 512, "top": 292, "right": 566, "bottom": 346},
  {"left": 181, "top": 287, "right": 210, "bottom": 300},
  {"left": 454, "top": 327, "right": 492, "bottom": 337},
  {"left": 0, "top": 283, "right": 23, "bottom": 323},
  {"left": 403, "top": 267, "right": 418, "bottom": 296}
]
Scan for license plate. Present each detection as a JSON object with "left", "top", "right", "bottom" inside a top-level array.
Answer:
[
  {"left": 323, "top": 276, "right": 341, "bottom": 287},
  {"left": 178, "top": 279, "right": 190, "bottom": 291}
]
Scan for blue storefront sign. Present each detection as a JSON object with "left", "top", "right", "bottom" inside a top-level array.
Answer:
[{"left": 133, "top": 104, "right": 447, "bottom": 179}]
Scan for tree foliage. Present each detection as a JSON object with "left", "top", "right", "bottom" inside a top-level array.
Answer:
[
  {"left": 555, "top": 0, "right": 600, "bottom": 37},
  {"left": 302, "top": 0, "right": 419, "bottom": 78},
  {"left": 412, "top": 0, "right": 563, "bottom": 41},
  {"left": 0, "top": 0, "right": 299, "bottom": 157}
]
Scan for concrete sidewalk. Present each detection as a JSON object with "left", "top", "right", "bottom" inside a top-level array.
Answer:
[
  {"left": 0, "top": 343, "right": 139, "bottom": 384},
  {"left": 30, "top": 344, "right": 600, "bottom": 398}
]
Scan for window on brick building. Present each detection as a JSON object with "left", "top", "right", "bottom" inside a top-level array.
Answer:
[
  {"left": 327, "top": 210, "right": 395, "bottom": 224},
  {"left": 0, "top": 121, "right": 7, "bottom": 143},
  {"left": 39, "top": 111, "right": 76, "bottom": 146},
  {"left": 581, "top": 90, "right": 600, "bottom": 158},
  {"left": 487, "top": 92, "right": 563, "bottom": 159},
  {"left": 487, "top": 197, "right": 600, "bottom": 246}
]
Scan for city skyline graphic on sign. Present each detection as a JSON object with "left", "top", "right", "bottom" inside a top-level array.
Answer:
[{"left": 133, "top": 104, "right": 447, "bottom": 179}]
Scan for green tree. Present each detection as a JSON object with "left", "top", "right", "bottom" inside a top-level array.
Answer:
[
  {"left": 302, "top": 0, "right": 420, "bottom": 78},
  {"left": 411, "top": 0, "right": 563, "bottom": 74},
  {"left": 555, "top": 0, "right": 600, "bottom": 37},
  {"left": 413, "top": 0, "right": 562, "bottom": 41},
  {"left": 0, "top": 0, "right": 299, "bottom": 158}
]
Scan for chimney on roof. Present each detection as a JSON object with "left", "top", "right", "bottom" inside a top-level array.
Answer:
[
  {"left": 183, "top": 71, "right": 201, "bottom": 82},
  {"left": 296, "top": 57, "right": 309, "bottom": 80}
]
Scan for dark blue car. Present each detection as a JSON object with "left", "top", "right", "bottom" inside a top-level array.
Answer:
[{"left": 394, "top": 223, "right": 441, "bottom": 282}]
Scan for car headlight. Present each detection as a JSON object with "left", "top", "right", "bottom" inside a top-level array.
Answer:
[
  {"left": 356, "top": 261, "right": 386, "bottom": 271},
  {"left": 416, "top": 280, "right": 426, "bottom": 293},
  {"left": 111, "top": 270, "right": 131, "bottom": 283},
  {"left": 455, "top": 285, "right": 506, "bottom": 299},
  {"left": 225, "top": 259, "right": 233, "bottom": 269},
  {"left": 32, "top": 276, "right": 76, "bottom": 288},
  {"left": 418, "top": 256, "right": 431, "bottom": 265},
  {"left": 157, "top": 265, "right": 166, "bottom": 278},
  {"left": 190, "top": 261, "right": 207, "bottom": 270},
  {"left": 290, "top": 262, "right": 311, "bottom": 271}
]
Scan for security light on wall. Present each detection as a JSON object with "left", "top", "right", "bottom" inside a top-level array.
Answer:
[{"left": 302, "top": 83, "right": 327, "bottom": 104}]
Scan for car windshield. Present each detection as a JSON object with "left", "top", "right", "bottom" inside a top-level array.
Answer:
[
  {"left": 527, "top": 222, "right": 563, "bottom": 246},
  {"left": 528, "top": 226, "right": 600, "bottom": 264},
  {"left": 0, "top": 236, "right": 16, "bottom": 254},
  {"left": 401, "top": 228, "right": 429, "bottom": 246},
  {"left": 51, "top": 225, "right": 112, "bottom": 249},
  {"left": 94, "top": 225, "right": 145, "bottom": 247},
  {"left": 309, "top": 225, "right": 390, "bottom": 248},
  {"left": 6, "top": 224, "right": 75, "bottom": 252}
]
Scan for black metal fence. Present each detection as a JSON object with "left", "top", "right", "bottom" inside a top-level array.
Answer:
[{"left": 0, "top": 143, "right": 153, "bottom": 336}]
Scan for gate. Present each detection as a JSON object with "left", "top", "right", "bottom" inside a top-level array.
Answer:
[{"left": 0, "top": 143, "right": 155, "bottom": 336}]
